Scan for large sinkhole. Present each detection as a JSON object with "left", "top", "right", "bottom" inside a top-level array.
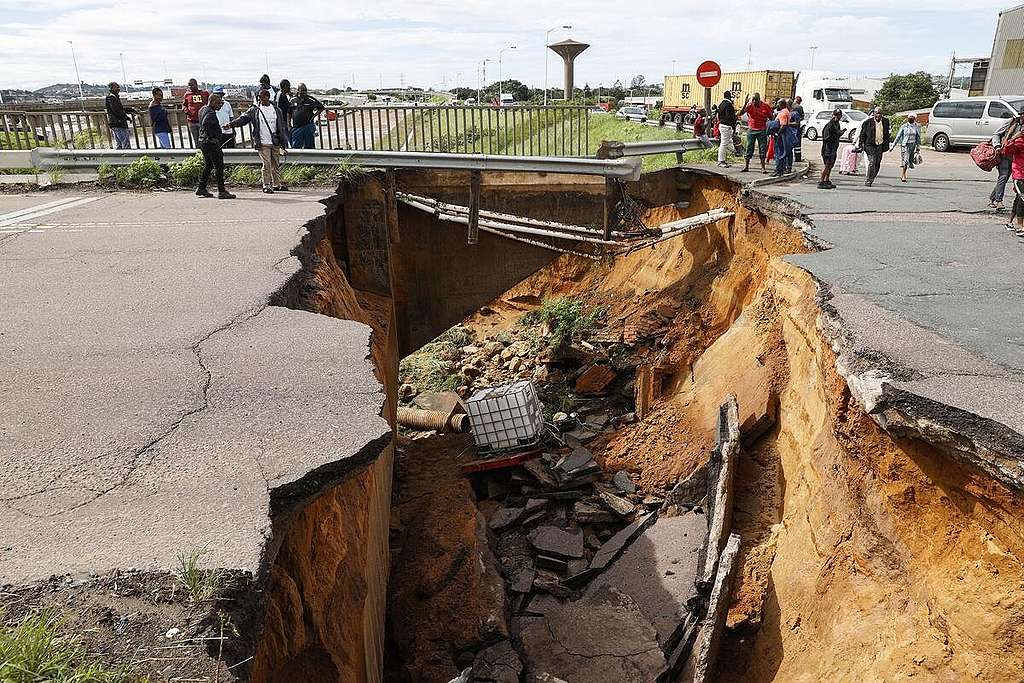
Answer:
[{"left": 246, "top": 167, "right": 1024, "bottom": 683}]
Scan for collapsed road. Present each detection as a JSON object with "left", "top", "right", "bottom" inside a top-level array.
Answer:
[{"left": 0, "top": 156, "right": 1022, "bottom": 682}]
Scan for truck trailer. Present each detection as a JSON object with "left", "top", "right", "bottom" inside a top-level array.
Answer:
[{"left": 662, "top": 70, "right": 795, "bottom": 123}]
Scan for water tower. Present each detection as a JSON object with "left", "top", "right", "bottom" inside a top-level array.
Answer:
[{"left": 547, "top": 39, "right": 590, "bottom": 100}]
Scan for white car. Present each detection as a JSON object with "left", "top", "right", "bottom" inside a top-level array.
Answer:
[
  {"left": 803, "top": 109, "right": 868, "bottom": 143},
  {"left": 616, "top": 106, "right": 648, "bottom": 123}
]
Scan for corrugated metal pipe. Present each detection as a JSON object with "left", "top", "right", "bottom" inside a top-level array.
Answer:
[{"left": 397, "top": 407, "right": 470, "bottom": 433}]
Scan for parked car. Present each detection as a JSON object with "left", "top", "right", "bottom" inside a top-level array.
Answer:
[
  {"left": 616, "top": 106, "right": 647, "bottom": 123},
  {"left": 803, "top": 108, "right": 868, "bottom": 143},
  {"left": 928, "top": 96, "right": 1024, "bottom": 151}
]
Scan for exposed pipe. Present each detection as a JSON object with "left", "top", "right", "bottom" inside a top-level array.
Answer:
[
  {"left": 397, "top": 407, "right": 470, "bottom": 433},
  {"left": 400, "top": 192, "right": 609, "bottom": 238}
]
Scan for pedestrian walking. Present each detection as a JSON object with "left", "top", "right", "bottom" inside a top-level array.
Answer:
[
  {"left": 194, "top": 94, "right": 235, "bottom": 199},
  {"left": 104, "top": 82, "right": 136, "bottom": 149},
  {"left": 892, "top": 114, "right": 922, "bottom": 183},
  {"left": 227, "top": 89, "right": 290, "bottom": 193},
  {"left": 857, "top": 108, "right": 891, "bottom": 187},
  {"left": 818, "top": 109, "right": 843, "bottom": 189},
  {"left": 716, "top": 92, "right": 737, "bottom": 168},
  {"left": 742, "top": 93, "right": 773, "bottom": 173},
  {"left": 990, "top": 114, "right": 1019, "bottom": 210},
  {"left": 211, "top": 86, "right": 235, "bottom": 149},
  {"left": 289, "top": 83, "right": 325, "bottom": 149},
  {"left": 1000, "top": 126, "right": 1024, "bottom": 237},
  {"left": 791, "top": 95, "right": 805, "bottom": 163},
  {"left": 148, "top": 87, "right": 171, "bottom": 149},
  {"left": 182, "top": 78, "right": 210, "bottom": 147}
]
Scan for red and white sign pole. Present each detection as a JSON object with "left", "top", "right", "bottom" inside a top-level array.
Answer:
[{"left": 696, "top": 60, "right": 722, "bottom": 112}]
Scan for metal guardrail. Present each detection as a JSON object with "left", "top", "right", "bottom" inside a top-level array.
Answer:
[
  {"left": 30, "top": 147, "right": 643, "bottom": 180},
  {"left": 0, "top": 150, "right": 32, "bottom": 169},
  {"left": 2, "top": 105, "right": 592, "bottom": 157},
  {"left": 617, "top": 139, "right": 706, "bottom": 157}
]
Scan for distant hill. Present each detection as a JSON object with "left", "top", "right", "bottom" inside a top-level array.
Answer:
[{"left": 33, "top": 83, "right": 108, "bottom": 97}]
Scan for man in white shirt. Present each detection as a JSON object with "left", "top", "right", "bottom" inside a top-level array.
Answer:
[{"left": 225, "top": 89, "right": 290, "bottom": 193}]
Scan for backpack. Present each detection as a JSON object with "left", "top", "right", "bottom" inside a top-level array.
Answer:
[{"left": 970, "top": 141, "right": 999, "bottom": 172}]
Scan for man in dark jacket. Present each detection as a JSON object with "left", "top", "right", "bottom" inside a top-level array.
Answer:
[
  {"left": 716, "top": 91, "right": 737, "bottom": 168},
  {"left": 818, "top": 108, "right": 843, "bottom": 189},
  {"left": 858, "top": 108, "right": 891, "bottom": 187},
  {"left": 104, "top": 82, "right": 136, "bottom": 149},
  {"left": 289, "top": 83, "right": 325, "bottom": 149},
  {"left": 195, "top": 95, "right": 235, "bottom": 199}
]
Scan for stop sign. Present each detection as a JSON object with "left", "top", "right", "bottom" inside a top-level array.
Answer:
[{"left": 696, "top": 61, "right": 722, "bottom": 88}]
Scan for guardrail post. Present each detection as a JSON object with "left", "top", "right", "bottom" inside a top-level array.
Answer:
[
  {"left": 603, "top": 178, "right": 616, "bottom": 241},
  {"left": 467, "top": 170, "right": 481, "bottom": 245}
]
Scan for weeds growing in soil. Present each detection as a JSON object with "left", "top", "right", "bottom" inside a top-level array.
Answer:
[
  {"left": 521, "top": 297, "right": 606, "bottom": 351},
  {"left": 0, "top": 609, "right": 137, "bottom": 682},
  {"left": 399, "top": 325, "right": 473, "bottom": 392},
  {"left": 174, "top": 547, "right": 223, "bottom": 605}
]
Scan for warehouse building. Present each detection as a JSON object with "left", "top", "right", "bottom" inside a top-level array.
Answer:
[{"left": 986, "top": 3, "right": 1024, "bottom": 95}]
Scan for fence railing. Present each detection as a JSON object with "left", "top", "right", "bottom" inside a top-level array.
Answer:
[{"left": 0, "top": 105, "right": 592, "bottom": 157}]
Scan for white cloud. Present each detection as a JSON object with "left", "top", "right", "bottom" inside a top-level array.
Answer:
[{"left": 0, "top": 0, "right": 1004, "bottom": 90}]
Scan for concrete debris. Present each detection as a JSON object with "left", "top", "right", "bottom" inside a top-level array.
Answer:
[
  {"left": 575, "top": 364, "right": 617, "bottom": 394},
  {"left": 598, "top": 490, "right": 637, "bottom": 517},
  {"left": 448, "top": 668, "right": 473, "bottom": 683},
  {"left": 510, "top": 569, "right": 536, "bottom": 594},
  {"left": 527, "top": 526, "right": 584, "bottom": 560},
  {"left": 697, "top": 396, "right": 740, "bottom": 589},
  {"left": 681, "top": 533, "right": 742, "bottom": 683},
  {"left": 585, "top": 511, "right": 658, "bottom": 574},
  {"left": 536, "top": 554, "right": 570, "bottom": 573},
  {"left": 663, "top": 462, "right": 709, "bottom": 510},
  {"left": 613, "top": 470, "right": 638, "bottom": 494},
  {"left": 515, "top": 586, "right": 667, "bottom": 682},
  {"left": 489, "top": 506, "right": 526, "bottom": 533},
  {"left": 583, "top": 511, "right": 706, "bottom": 650},
  {"left": 573, "top": 500, "right": 619, "bottom": 524},
  {"left": 533, "top": 570, "right": 571, "bottom": 598},
  {"left": 472, "top": 640, "right": 523, "bottom": 683}
]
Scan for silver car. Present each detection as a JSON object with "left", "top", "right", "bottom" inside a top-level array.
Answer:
[
  {"left": 928, "top": 96, "right": 1024, "bottom": 151},
  {"left": 616, "top": 106, "right": 648, "bottom": 123}
]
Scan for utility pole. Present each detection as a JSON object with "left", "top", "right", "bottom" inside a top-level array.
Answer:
[
  {"left": 120, "top": 52, "right": 127, "bottom": 92},
  {"left": 67, "top": 41, "right": 84, "bottom": 105},
  {"left": 746, "top": 43, "right": 752, "bottom": 70},
  {"left": 544, "top": 24, "right": 571, "bottom": 106},
  {"left": 809, "top": 46, "right": 818, "bottom": 70},
  {"left": 478, "top": 59, "right": 490, "bottom": 104}
]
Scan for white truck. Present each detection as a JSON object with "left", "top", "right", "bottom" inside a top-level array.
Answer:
[{"left": 794, "top": 71, "right": 855, "bottom": 116}]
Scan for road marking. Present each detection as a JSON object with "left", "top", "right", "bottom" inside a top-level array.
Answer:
[
  {"left": 0, "top": 196, "right": 100, "bottom": 227},
  {"left": 0, "top": 196, "right": 87, "bottom": 224}
]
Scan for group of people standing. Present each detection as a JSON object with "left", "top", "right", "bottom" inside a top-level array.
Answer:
[
  {"left": 102, "top": 74, "right": 326, "bottom": 198},
  {"left": 708, "top": 92, "right": 804, "bottom": 177}
]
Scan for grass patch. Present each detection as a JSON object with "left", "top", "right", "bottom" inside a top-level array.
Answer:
[
  {"left": 227, "top": 164, "right": 262, "bottom": 186},
  {"left": 0, "top": 609, "right": 137, "bottom": 682},
  {"left": 520, "top": 297, "right": 606, "bottom": 351},
  {"left": 169, "top": 152, "right": 204, "bottom": 187},
  {"left": 399, "top": 325, "right": 474, "bottom": 392},
  {"left": 587, "top": 115, "right": 694, "bottom": 171},
  {"left": 174, "top": 547, "right": 224, "bottom": 605}
]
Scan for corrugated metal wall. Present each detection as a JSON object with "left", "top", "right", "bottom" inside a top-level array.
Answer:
[{"left": 986, "top": 5, "right": 1024, "bottom": 95}]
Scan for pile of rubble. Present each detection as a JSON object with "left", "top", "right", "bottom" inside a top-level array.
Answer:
[{"left": 446, "top": 397, "right": 743, "bottom": 683}]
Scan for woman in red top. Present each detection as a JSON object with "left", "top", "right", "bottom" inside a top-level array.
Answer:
[{"left": 693, "top": 109, "right": 709, "bottom": 147}]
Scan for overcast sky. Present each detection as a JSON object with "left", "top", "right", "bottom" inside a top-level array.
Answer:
[{"left": 0, "top": 0, "right": 1011, "bottom": 91}]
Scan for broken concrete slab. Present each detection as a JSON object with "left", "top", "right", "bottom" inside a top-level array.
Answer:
[
  {"left": 573, "top": 500, "right": 619, "bottom": 524},
  {"left": 614, "top": 470, "right": 637, "bottom": 494},
  {"left": 697, "top": 395, "right": 739, "bottom": 589},
  {"left": 527, "top": 526, "right": 584, "bottom": 560},
  {"left": 472, "top": 640, "right": 523, "bottom": 683},
  {"left": 585, "top": 511, "right": 658, "bottom": 574},
  {"left": 489, "top": 506, "right": 526, "bottom": 533},
  {"left": 583, "top": 511, "right": 706, "bottom": 651},
  {"left": 510, "top": 568, "right": 536, "bottom": 594},
  {"left": 681, "top": 533, "right": 742, "bottom": 683},
  {"left": 663, "top": 462, "right": 709, "bottom": 510},
  {"left": 516, "top": 585, "right": 667, "bottom": 682},
  {"left": 598, "top": 490, "right": 637, "bottom": 517},
  {"left": 523, "top": 459, "right": 559, "bottom": 489},
  {"left": 557, "top": 447, "right": 594, "bottom": 474},
  {"left": 533, "top": 571, "right": 570, "bottom": 599}
]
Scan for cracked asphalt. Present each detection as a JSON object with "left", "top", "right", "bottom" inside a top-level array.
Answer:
[
  {"left": 0, "top": 190, "right": 389, "bottom": 584},
  {"left": 762, "top": 145, "right": 1024, "bottom": 441}
]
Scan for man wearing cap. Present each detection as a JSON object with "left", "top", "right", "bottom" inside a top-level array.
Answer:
[
  {"left": 716, "top": 91, "right": 737, "bottom": 168},
  {"left": 212, "top": 87, "right": 235, "bottom": 148},
  {"left": 858, "top": 108, "right": 891, "bottom": 187}
]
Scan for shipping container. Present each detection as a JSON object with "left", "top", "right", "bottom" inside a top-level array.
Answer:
[{"left": 661, "top": 70, "right": 795, "bottom": 122}]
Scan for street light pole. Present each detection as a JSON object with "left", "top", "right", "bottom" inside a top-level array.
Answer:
[
  {"left": 498, "top": 46, "right": 516, "bottom": 98},
  {"left": 68, "top": 41, "right": 84, "bottom": 105},
  {"left": 544, "top": 24, "right": 572, "bottom": 106},
  {"left": 809, "top": 46, "right": 818, "bottom": 70},
  {"left": 119, "top": 52, "right": 127, "bottom": 92},
  {"left": 478, "top": 59, "right": 490, "bottom": 104}
]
